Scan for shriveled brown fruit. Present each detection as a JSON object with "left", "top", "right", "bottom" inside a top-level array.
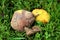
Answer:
[
  {"left": 24, "top": 26, "right": 41, "bottom": 36},
  {"left": 24, "top": 27, "right": 34, "bottom": 36},
  {"left": 11, "top": 10, "right": 35, "bottom": 31},
  {"left": 32, "top": 26, "right": 41, "bottom": 32}
]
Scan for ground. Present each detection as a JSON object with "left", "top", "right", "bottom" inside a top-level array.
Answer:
[{"left": 0, "top": 0, "right": 60, "bottom": 40}]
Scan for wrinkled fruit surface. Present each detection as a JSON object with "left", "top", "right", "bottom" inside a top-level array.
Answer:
[
  {"left": 24, "top": 26, "right": 40, "bottom": 36},
  {"left": 32, "top": 26, "right": 41, "bottom": 32},
  {"left": 11, "top": 10, "right": 35, "bottom": 31}
]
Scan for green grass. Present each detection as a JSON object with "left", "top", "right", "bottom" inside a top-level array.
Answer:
[{"left": 0, "top": 0, "right": 60, "bottom": 40}]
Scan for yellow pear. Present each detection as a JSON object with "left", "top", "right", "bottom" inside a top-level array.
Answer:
[{"left": 32, "top": 9, "right": 50, "bottom": 23}]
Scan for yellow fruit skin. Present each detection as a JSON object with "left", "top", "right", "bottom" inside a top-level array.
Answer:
[
  {"left": 32, "top": 9, "right": 50, "bottom": 23},
  {"left": 32, "top": 9, "right": 40, "bottom": 16},
  {"left": 14, "top": 10, "right": 23, "bottom": 14}
]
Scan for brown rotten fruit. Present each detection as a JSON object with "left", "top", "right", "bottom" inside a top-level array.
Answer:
[
  {"left": 25, "top": 26, "right": 40, "bottom": 36},
  {"left": 11, "top": 10, "right": 35, "bottom": 31}
]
